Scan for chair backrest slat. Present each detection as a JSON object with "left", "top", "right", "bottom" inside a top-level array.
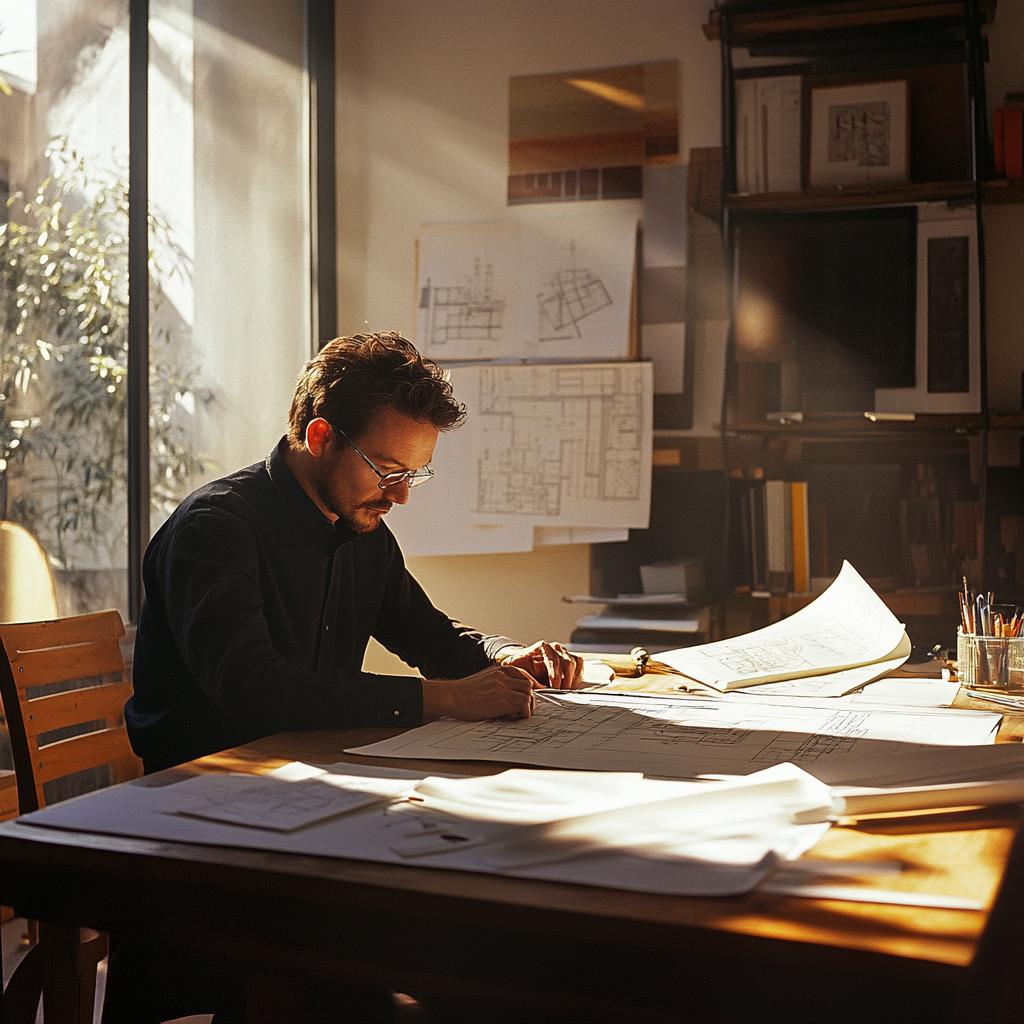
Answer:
[
  {"left": 30, "top": 727, "right": 137, "bottom": 787},
  {"left": 0, "top": 611, "right": 123, "bottom": 650},
  {"left": 0, "top": 610, "right": 142, "bottom": 814},
  {"left": 8, "top": 643, "right": 125, "bottom": 690},
  {"left": 21, "top": 682, "right": 134, "bottom": 738}
]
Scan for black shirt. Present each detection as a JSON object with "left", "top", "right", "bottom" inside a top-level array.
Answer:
[{"left": 127, "top": 438, "right": 521, "bottom": 772}]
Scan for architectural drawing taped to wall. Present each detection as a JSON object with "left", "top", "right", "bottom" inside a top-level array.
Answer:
[
  {"left": 419, "top": 258, "right": 506, "bottom": 348},
  {"left": 416, "top": 202, "right": 639, "bottom": 361},
  {"left": 471, "top": 362, "right": 651, "bottom": 526},
  {"left": 386, "top": 360, "right": 652, "bottom": 554},
  {"left": 537, "top": 242, "right": 612, "bottom": 342}
]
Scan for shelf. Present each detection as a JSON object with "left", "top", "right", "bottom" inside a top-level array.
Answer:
[
  {"left": 990, "top": 414, "right": 1024, "bottom": 430},
  {"left": 724, "top": 414, "right": 985, "bottom": 437},
  {"left": 983, "top": 180, "right": 1024, "bottom": 205},
  {"left": 727, "top": 181, "right": 975, "bottom": 212},
  {"left": 703, "top": 1, "right": 994, "bottom": 45}
]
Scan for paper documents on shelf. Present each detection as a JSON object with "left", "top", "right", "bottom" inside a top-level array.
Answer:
[
  {"left": 346, "top": 690, "right": 1001, "bottom": 784},
  {"left": 655, "top": 561, "right": 911, "bottom": 691}
]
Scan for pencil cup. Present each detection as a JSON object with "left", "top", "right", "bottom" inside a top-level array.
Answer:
[{"left": 957, "top": 630, "right": 1024, "bottom": 691}]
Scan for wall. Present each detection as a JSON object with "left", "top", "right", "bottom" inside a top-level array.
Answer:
[
  {"left": 334, "top": 0, "right": 721, "bottom": 671},
  {"left": 336, "top": 0, "right": 1024, "bottom": 672}
]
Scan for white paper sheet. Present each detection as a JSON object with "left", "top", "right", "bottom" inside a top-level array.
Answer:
[
  {"left": 513, "top": 202, "right": 639, "bottom": 362},
  {"left": 734, "top": 654, "right": 909, "bottom": 698},
  {"left": 468, "top": 362, "right": 653, "bottom": 528},
  {"left": 657, "top": 562, "right": 909, "bottom": 690},
  {"left": 346, "top": 690, "right": 1001, "bottom": 784},
  {"left": 170, "top": 765, "right": 411, "bottom": 832},
  {"left": 386, "top": 361, "right": 653, "bottom": 554},
  {"left": 417, "top": 203, "right": 639, "bottom": 363},
  {"left": 18, "top": 762, "right": 825, "bottom": 898},
  {"left": 848, "top": 678, "right": 961, "bottom": 707},
  {"left": 476, "top": 764, "right": 831, "bottom": 869},
  {"left": 416, "top": 221, "right": 520, "bottom": 361},
  {"left": 383, "top": 414, "right": 536, "bottom": 556}
]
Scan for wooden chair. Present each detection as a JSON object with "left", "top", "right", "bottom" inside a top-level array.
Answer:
[{"left": 0, "top": 610, "right": 142, "bottom": 1024}]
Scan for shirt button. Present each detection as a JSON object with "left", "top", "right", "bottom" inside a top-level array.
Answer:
[
  {"left": 393, "top": 710, "right": 401, "bottom": 717},
  {"left": 324, "top": 624, "right": 330, "bottom": 631}
]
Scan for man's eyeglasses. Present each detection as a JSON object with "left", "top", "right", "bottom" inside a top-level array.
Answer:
[{"left": 328, "top": 423, "right": 434, "bottom": 490}]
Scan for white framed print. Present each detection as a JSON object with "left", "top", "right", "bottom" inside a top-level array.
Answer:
[
  {"left": 875, "top": 206, "right": 980, "bottom": 414},
  {"left": 809, "top": 79, "right": 909, "bottom": 188}
]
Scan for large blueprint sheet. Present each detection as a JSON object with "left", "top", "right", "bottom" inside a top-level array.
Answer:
[{"left": 347, "top": 691, "right": 1001, "bottom": 784}]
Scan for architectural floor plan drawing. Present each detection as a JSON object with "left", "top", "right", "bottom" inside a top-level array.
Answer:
[
  {"left": 537, "top": 242, "right": 612, "bottom": 343},
  {"left": 417, "top": 204, "right": 638, "bottom": 361},
  {"left": 471, "top": 362, "right": 650, "bottom": 524},
  {"left": 348, "top": 691, "right": 1001, "bottom": 783},
  {"left": 418, "top": 258, "right": 506, "bottom": 349}
]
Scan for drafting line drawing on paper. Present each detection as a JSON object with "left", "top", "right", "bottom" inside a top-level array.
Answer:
[
  {"left": 828, "top": 102, "right": 890, "bottom": 167},
  {"left": 474, "top": 365, "right": 645, "bottom": 517},
  {"left": 419, "top": 257, "right": 506, "bottom": 347},
  {"left": 423, "top": 702, "right": 866, "bottom": 766},
  {"left": 537, "top": 241, "right": 612, "bottom": 342},
  {"left": 348, "top": 691, "right": 1000, "bottom": 781}
]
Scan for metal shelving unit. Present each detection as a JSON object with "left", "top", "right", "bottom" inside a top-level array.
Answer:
[{"left": 710, "top": 0, "right": 1001, "bottom": 634}]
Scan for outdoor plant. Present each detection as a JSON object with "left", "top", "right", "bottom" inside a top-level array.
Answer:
[{"left": 0, "top": 136, "right": 211, "bottom": 571}]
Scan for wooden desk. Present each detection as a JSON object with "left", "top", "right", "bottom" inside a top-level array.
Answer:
[{"left": 0, "top": 717, "right": 1022, "bottom": 1023}]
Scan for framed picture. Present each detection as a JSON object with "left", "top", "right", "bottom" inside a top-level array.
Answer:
[
  {"left": 809, "top": 79, "right": 908, "bottom": 187},
  {"left": 874, "top": 209, "right": 980, "bottom": 414}
]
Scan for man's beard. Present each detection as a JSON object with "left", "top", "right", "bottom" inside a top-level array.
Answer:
[
  {"left": 314, "top": 464, "right": 392, "bottom": 533},
  {"left": 338, "top": 500, "right": 392, "bottom": 534}
]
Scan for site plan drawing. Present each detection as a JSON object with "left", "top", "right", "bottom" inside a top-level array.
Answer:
[
  {"left": 471, "top": 361, "right": 652, "bottom": 525},
  {"left": 536, "top": 241, "right": 612, "bottom": 342},
  {"left": 347, "top": 691, "right": 1001, "bottom": 784}
]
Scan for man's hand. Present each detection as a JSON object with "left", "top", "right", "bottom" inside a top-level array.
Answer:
[
  {"left": 422, "top": 664, "right": 538, "bottom": 721},
  {"left": 500, "top": 640, "right": 584, "bottom": 690}
]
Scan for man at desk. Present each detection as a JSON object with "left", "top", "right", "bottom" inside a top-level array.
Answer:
[
  {"left": 127, "top": 330, "right": 583, "bottom": 773},
  {"left": 108, "top": 332, "right": 583, "bottom": 1023}
]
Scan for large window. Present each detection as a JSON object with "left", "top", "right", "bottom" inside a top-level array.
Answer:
[
  {"left": 147, "top": 0, "right": 312, "bottom": 534},
  {"left": 0, "top": 0, "right": 132, "bottom": 615},
  {"left": 0, "top": 0, "right": 324, "bottom": 621}
]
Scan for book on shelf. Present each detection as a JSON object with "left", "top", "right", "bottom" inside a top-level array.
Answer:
[
  {"left": 732, "top": 475, "right": 811, "bottom": 596},
  {"left": 734, "top": 74, "right": 802, "bottom": 194},
  {"left": 996, "top": 102, "right": 1023, "bottom": 180}
]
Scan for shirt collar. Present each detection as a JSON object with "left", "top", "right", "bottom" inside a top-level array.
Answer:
[{"left": 266, "top": 437, "right": 357, "bottom": 550}]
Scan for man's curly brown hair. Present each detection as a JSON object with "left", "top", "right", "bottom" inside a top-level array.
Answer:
[{"left": 287, "top": 332, "right": 466, "bottom": 446}]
